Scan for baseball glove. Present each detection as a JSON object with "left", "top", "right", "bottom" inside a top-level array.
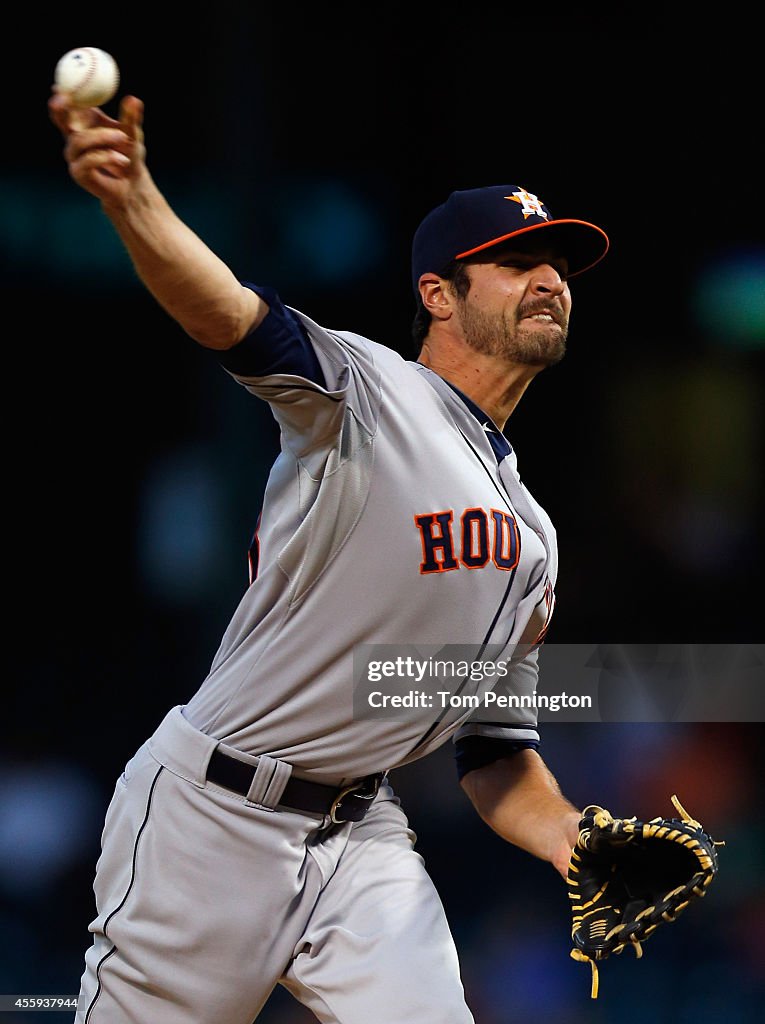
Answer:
[{"left": 567, "top": 794, "right": 723, "bottom": 998}]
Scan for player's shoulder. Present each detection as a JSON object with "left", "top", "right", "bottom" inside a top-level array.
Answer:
[
  {"left": 336, "top": 330, "right": 414, "bottom": 372},
  {"left": 290, "top": 305, "right": 416, "bottom": 376}
]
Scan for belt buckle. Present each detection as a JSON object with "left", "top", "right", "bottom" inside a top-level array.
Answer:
[{"left": 329, "top": 775, "right": 382, "bottom": 824}]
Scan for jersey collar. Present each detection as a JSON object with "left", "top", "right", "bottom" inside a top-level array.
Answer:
[{"left": 441, "top": 379, "right": 513, "bottom": 463}]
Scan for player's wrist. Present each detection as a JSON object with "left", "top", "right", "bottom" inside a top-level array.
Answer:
[
  {"left": 550, "top": 808, "right": 581, "bottom": 879},
  {"left": 100, "top": 165, "right": 157, "bottom": 219}
]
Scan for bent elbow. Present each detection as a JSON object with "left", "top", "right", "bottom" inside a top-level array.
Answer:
[
  {"left": 190, "top": 326, "right": 243, "bottom": 351},
  {"left": 181, "top": 286, "right": 267, "bottom": 351}
]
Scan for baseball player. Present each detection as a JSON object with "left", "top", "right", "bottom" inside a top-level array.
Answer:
[{"left": 49, "top": 91, "right": 610, "bottom": 1024}]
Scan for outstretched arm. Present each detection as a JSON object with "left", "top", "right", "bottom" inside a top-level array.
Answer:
[
  {"left": 48, "top": 92, "right": 264, "bottom": 350},
  {"left": 460, "top": 748, "right": 581, "bottom": 879}
]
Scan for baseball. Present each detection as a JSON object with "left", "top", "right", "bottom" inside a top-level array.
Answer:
[{"left": 54, "top": 47, "right": 119, "bottom": 107}]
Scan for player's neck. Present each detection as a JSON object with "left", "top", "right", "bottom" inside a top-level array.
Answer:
[{"left": 417, "top": 343, "right": 540, "bottom": 431}]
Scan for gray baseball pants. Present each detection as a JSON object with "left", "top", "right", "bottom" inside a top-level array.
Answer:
[{"left": 74, "top": 706, "right": 475, "bottom": 1023}]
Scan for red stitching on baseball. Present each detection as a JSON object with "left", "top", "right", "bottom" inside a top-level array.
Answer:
[{"left": 73, "top": 48, "right": 98, "bottom": 96}]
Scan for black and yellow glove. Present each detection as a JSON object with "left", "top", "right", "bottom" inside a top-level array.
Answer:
[{"left": 567, "top": 795, "right": 723, "bottom": 998}]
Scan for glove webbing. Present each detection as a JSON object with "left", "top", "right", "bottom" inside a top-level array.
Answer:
[{"left": 569, "top": 795, "right": 722, "bottom": 999}]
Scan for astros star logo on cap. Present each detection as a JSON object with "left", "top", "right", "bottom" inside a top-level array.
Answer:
[{"left": 506, "top": 189, "right": 549, "bottom": 220}]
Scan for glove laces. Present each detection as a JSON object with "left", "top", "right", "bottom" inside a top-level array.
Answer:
[{"left": 571, "top": 933, "right": 643, "bottom": 999}]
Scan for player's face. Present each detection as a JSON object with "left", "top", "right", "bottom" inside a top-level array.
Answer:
[{"left": 453, "top": 244, "right": 572, "bottom": 367}]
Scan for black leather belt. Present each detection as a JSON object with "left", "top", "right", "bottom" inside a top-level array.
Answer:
[{"left": 206, "top": 747, "right": 384, "bottom": 824}]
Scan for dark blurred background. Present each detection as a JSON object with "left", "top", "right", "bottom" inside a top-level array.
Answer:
[{"left": 2, "top": 5, "right": 763, "bottom": 1022}]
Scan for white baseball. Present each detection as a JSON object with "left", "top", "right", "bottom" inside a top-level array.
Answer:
[{"left": 54, "top": 47, "right": 120, "bottom": 107}]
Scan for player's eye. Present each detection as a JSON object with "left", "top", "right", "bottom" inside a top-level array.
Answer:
[{"left": 500, "top": 256, "right": 569, "bottom": 280}]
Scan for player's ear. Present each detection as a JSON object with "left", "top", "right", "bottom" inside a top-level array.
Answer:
[{"left": 418, "top": 273, "right": 453, "bottom": 322}]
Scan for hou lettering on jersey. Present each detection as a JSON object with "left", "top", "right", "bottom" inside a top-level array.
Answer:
[{"left": 414, "top": 508, "right": 520, "bottom": 573}]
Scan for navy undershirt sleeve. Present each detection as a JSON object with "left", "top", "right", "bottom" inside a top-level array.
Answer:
[
  {"left": 214, "top": 282, "right": 326, "bottom": 387},
  {"left": 454, "top": 735, "right": 539, "bottom": 781}
]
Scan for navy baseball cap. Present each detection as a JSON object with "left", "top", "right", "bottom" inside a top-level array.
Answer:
[{"left": 411, "top": 184, "right": 609, "bottom": 294}]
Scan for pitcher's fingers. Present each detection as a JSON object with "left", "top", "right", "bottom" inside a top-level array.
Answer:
[
  {"left": 65, "top": 127, "right": 133, "bottom": 162},
  {"left": 50, "top": 92, "right": 123, "bottom": 134},
  {"left": 48, "top": 91, "right": 77, "bottom": 133},
  {"left": 49, "top": 94, "right": 92, "bottom": 133},
  {"left": 71, "top": 149, "right": 132, "bottom": 178},
  {"left": 120, "top": 96, "right": 145, "bottom": 141}
]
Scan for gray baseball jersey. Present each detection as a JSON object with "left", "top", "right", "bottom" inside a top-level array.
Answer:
[
  {"left": 183, "top": 304, "right": 557, "bottom": 779},
  {"left": 75, "top": 301, "right": 558, "bottom": 1024}
]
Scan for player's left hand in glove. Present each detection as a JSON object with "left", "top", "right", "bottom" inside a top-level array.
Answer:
[{"left": 566, "top": 795, "right": 723, "bottom": 998}]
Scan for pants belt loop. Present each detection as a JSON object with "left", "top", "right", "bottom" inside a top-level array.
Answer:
[{"left": 245, "top": 754, "right": 292, "bottom": 809}]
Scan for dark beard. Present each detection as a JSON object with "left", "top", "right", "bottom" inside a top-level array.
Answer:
[{"left": 459, "top": 300, "right": 568, "bottom": 366}]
